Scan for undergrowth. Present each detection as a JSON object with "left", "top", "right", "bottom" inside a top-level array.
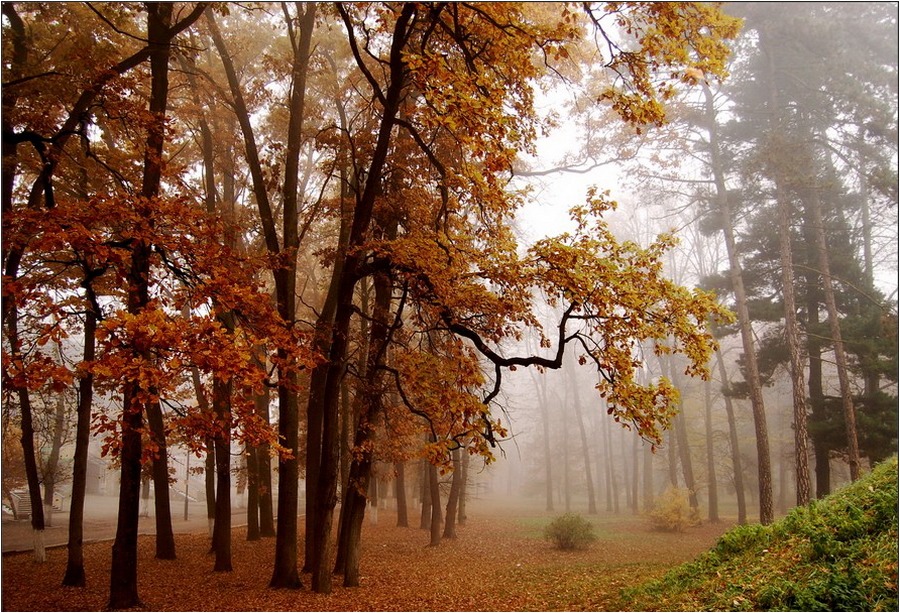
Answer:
[
  {"left": 621, "top": 456, "right": 899, "bottom": 611},
  {"left": 544, "top": 513, "right": 597, "bottom": 550}
]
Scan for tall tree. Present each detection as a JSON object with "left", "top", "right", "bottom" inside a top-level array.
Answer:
[{"left": 109, "top": 3, "right": 176, "bottom": 606}]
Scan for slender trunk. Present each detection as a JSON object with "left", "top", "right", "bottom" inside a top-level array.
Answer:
[
  {"left": 714, "top": 346, "right": 746, "bottom": 524},
  {"left": 804, "top": 186, "right": 861, "bottom": 480},
  {"left": 212, "top": 377, "right": 233, "bottom": 571},
  {"left": 395, "top": 462, "right": 408, "bottom": 527},
  {"left": 334, "top": 454, "right": 371, "bottom": 586},
  {"left": 562, "top": 394, "right": 571, "bottom": 513},
  {"left": 109, "top": 6, "right": 173, "bottom": 606},
  {"left": 603, "top": 410, "right": 619, "bottom": 513},
  {"left": 761, "top": 37, "right": 811, "bottom": 507},
  {"left": 703, "top": 82, "right": 773, "bottom": 524},
  {"left": 334, "top": 247, "right": 394, "bottom": 585},
  {"left": 41, "top": 392, "right": 66, "bottom": 527},
  {"left": 667, "top": 428, "right": 679, "bottom": 488},
  {"left": 570, "top": 372, "right": 597, "bottom": 514},
  {"left": 310, "top": 6, "right": 415, "bottom": 594},
  {"left": 630, "top": 433, "right": 640, "bottom": 515},
  {"left": 191, "top": 366, "right": 216, "bottom": 537},
  {"left": 642, "top": 443, "right": 654, "bottom": 511},
  {"left": 457, "top": 450, "right": 469, "bottom": 525},
  {"left": 10, "top": 306, "right": 46, "bottom": 561},
  {"left": 674, "top": 401, "right": 698, "bottom": 509},
  {"left": 246, "top": 444, "right": 260, "bottom": 541},
  {"left": 63, "top": 302, "right": 96, "bottom": 586},
  {"left": 537, "top": 377, "right": 554, "bottom": 511},
  {"left": 704, "top": 380, "right": 720, "bottom": 522},
  {"left": 255, "top": 385, "right": 275, "bottom": 537},
  {"left": 147, "top": 401, "right": 176, "bottom": 559},
  {"left": 108, "top": 386, "right": 144, "bottom": 609},
  {"left": 443, "top": 449, "right": 462, "bottom": 539},
  {"left": 428, "top": 461, "right": 442, "bottom": 547},
  {"left": 420, "top": 460, "right": 431, "bottom": 530}
]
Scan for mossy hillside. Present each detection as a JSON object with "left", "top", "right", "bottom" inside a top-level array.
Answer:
[{"left": 622, "top": 456, "right": 899, "bottom": 611}]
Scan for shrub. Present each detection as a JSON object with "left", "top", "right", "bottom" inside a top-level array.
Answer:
[
  {"left": 543, "top": 513, "right": 597, "bottom": 550},
  {"left": 648, "top": 487, "right": 700, "bottom": 532}
]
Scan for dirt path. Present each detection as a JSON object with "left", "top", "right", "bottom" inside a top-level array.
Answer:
[{"left": 1, "top": 506, "right": 732, "bottom": 611}]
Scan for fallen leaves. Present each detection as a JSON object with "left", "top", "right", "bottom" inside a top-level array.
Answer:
[{"left": 1, "top": 508, "right": 729, "bottom": 611}]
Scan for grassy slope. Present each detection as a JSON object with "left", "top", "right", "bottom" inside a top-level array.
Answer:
[{"left": 621, "top": 456, "right": 899, "bottom": 612}]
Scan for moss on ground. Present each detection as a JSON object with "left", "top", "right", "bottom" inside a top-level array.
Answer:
[{"left": 620, "top": 456, "right": 899, "bottom": 611}]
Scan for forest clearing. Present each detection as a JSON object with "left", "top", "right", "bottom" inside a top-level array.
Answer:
[
  {"left": 3, "top": 456, "right": 897, "bottom": 611},
  {"left": 2, "top": 502, "right": 734, "bottom": 611}
]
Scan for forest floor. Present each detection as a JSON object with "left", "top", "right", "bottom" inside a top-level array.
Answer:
[{"left": 1, "top": 499, "right": 733, "bottom": 611}]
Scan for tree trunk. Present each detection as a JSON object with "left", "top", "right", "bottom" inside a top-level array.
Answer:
[
  {"left": 334, "top": 242, "right": 395, "bottom": 585},
  {"left": 428, "top": 461, "right": 442, "bottom": 547},
  {"left": 335, "top": 455, "right": 371, "bottom": 586},
  {"left": 642, "top": 443, "right": 654, "bottom": 511},
  {"left": 562, "top": 392, "right": 571, "bottom": 513},
  {"left": 761, "top": 35, "right": 812, "bottom": 508},
  {"left": 702, "top": 82, "right": 773, "bottom": 524},
  {"left": 395, "top": 462, "right": 408, "bottom": 528},
  {"left": 538, "top": 376, "right": 554, "bottom": 512},
  {"left": 212, "top": 377, "right": 233, "bottom": 572},
  {"left": 703, "top": 380, "right": 720, "bottom": 522},
  {"left": 673, "top": 395, "right": 698, "bottom": 510},
  {"left": 310, "top": 5, "right": 416, "bottom": 594},
  {"left": 146, "top": 401, "right": 176, "bottom": 559},
  {"left": 603, "top": 410, "right": 619, "bottom": 513},
  {"left": 255, "top": 386, "right": 275, "bottom": 538},
  {"left": 63, "top": 302, "right": 95, "bottom": 586},
  {"left": 41, "top": 392, "right": 66, "bottom": 528},
  {"left": 804, "top": 185, "right": 861, "bottom": 481},
  {"left": 457, "top": 451, "right": 469, "bottom": 525},
  {"left": 108, "top": 387, "right": 144, "bottom": 610},
  {"left": 714, "top": 346, "right": 746, "bottom": 524},
  {"left": 246, "top": 444, "right": 260, "bottom": 541},
  {"left": 420, "top": 461, "right": 431, "bottom": 530},
  {"left": 443, "top": 449, "right": 462, "bottom": 539},
  {"left": 190, "top": 366, "right": 216, "bottom": 537},
  {"left": 570, "top": 370, "right": 597, "bottom": 514},
  {"left": 11, "top": 309, "right": 46, "bottom": 562},
  {"left": 109, "top": 5, "right": 173, "bottom": 606},
  {"left": 630, "top": 433, "right": 640, "bottom": 515}
]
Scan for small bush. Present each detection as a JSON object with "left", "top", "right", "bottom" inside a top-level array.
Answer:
[
  {"left": 648, "top": 487, "right": 700, "bottom": 532},
  {"left": 543, "top": 513, "right": 597, "bottom": 550}
]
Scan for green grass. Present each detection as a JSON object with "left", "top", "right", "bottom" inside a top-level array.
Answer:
[{"left": 619, "top": 456, "right": 899, "bottom": 611}]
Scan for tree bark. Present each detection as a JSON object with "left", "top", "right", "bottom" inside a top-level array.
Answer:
[
  {"left": 714, "top": 346, "right": 746, "bottom": 524},
  {"left": 146, "top": 400, "right": 176, "bottom": 559},
  {"left": 427, "top": 461, "right": 442, "bottom": 547},
  {"left": 762, "top": 42, "right": 812, "bottom": 506},
  {"left": 246, "top": 443, "right": 260, "bottom": 541},
  {"left": 212, "top": 377, "right": 233, "bottom": 571},
  {"left": 255, "top": 385, "right": 275, "bottom": 538},
  {"left": 109, "top": 4, "right": 174, "bottom": 606},
  {"left": 63, "top": 300, "right": 96, "bottom": 586},
  {"left": 395, "top": 462, "right": 409, "bottom": 527},
  {"left": 703, "top": 380, "right": 720, "bottom": 522},
  {"left": 570, "top": 371, "right": 597, "bottom": 514},
  {"left": 443, "top": 449, "right": 462, "bottom": 539},
  {"left": 8, "top": 306, "right": 46, "bottom": 562},
  {"left": 310, "top": 5, "right": 416, "bottom": 594},
  {"left": 804, "top": 184, "right": 861, "bottom": 481},
  {"left": 702, "top": 82, "right": 773, "bottom": 524},
  {"left": 41, "top": 393, "right": 66, "bottom": 528},
  {"left": 420, "top": 461, "right": 431, "bottom": 530}
]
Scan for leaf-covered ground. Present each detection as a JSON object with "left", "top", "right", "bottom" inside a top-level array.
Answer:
[{"left": 1, "top": 505, "right": 729, "bottom": 611}]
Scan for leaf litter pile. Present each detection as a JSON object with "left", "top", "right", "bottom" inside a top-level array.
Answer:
[{"left": 2, "top": 510, "right": 728, "bottom": 611}]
